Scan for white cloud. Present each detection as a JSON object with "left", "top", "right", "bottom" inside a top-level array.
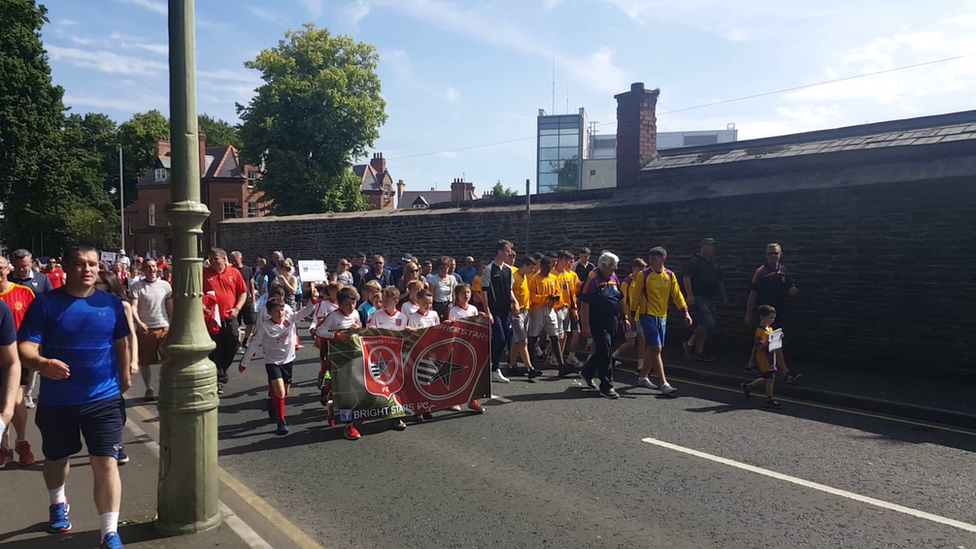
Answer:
[
  {"left": 383, "top": 48, "right": 463, "bottom": 102},
  {"left": 109, "top": 32, "right": 168, "bottom": 56},
  {"left": 65, "top": 93, "right": 168, "bottom": 112},
  {"left": 249, "top": 7, "right": 287, "bottom": 24},
  {"left": 360, "top": 0, "right": 629, "bottom": 94},
  {"left": 301, "top": 0, "right": 325, "bottom": 16},
  {"left": 70, "top": 36, "right": 97, "bottom": 46},
  {"left": 445, "top": 86, "right": 460, "bottom": 101},
  {"left": 121, "top": 0, "right": 167, "bottom": 15},
  {"left": 57, "top": 19, "right": 79, "bottom": 26},
  {"left": 346, "top": 0, "right": 371, "bottom": 24},
  {"left": 47, "top": 45, "right": 168, "bottom": 75}
]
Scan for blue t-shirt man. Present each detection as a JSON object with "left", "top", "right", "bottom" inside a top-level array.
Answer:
[{"left": 18, "top": 288, "right": 130, "bottom": 406}]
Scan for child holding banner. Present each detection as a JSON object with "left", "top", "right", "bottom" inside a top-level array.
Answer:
[
  {"left": 439, "top": 285, "right": 486, "bottom": 416},
  {"left": 312, "top": 282, "right": 343, "bottom": 391},
  {"left": 400, "top": 280, "right": 423, "bottom": 316},
  {"left": 366, "top": 286, "right": 409, "bottom": 431},
  {"left": 239, "top": 297, "right": 315, "bottom": 436},
  {"left": 315, "top": 287, "right": 363, "bottom": 440}
]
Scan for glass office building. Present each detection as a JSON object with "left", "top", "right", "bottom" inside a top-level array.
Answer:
[{"left": 536, "top": 108, "right": 588, "bottom": 193}]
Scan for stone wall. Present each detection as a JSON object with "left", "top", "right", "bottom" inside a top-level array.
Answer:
[{"left": 219, "top": 176, "right": 976, "bottom": 380}]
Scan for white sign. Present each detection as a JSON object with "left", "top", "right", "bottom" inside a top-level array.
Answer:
[
  {"left": 100, "top": 251, "right": 117, "bottom": 263},
  {"left": 298, "top": 260, "right": 327, "bottom": 282},
  {"left": 768, "top": 329, "right": 784, "bottom": 351}
]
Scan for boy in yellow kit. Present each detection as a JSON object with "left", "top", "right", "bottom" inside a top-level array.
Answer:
[
  {"left": 556, "top": 251, "right": 582, "bottom": 367},
  {"left": 528, "top": 256, "right": 571, "bottom": 375},
  {"left": 630, "top": 247, "right": 692, "bottom": 397}
]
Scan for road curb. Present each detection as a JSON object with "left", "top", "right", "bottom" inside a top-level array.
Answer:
[{"left": 660, "top": 363, "right": 976, "bottom": 430}]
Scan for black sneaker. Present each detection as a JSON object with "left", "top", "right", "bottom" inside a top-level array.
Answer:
[
  {"left": 744, "top": 365, "right": 761, "bottom": 377},
  {"left": 558, "top": 366, "right": 579, "bottom": 378},
  {"left": 275, "top": 421, "right": 289, "bottom": 436},
  {"left": 784, "top": 373, "right": 802, "bottom": 384},
  {"left": 117, "top": 448, "right": 129, "bottom": 465},
  {"left": 695, "top": 354, "right": 716, "bottom": 363},
  {"left": 581, "top": 375, "right": 596, "bottom": 389},
  {"left": 764, "top": 398, "right": 781, "bottom": 409},
  {"left": 741, "top": 383, "right": 751, "bottom": 400},
  {"left": 600, "top": 388, "right": 619, "bottom": 399},
  {"left": 682, "top": 340, "right": 694, "bottom": 359}
]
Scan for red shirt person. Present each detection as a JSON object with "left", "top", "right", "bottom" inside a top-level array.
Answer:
[
  {"left": 202, "top": 248, "right": 247, "bottom": 393},
  {"left": 42, "top": 258, "right": 65, "bottom": 290}
]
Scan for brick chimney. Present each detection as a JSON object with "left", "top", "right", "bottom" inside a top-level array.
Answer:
[
  {"left": 199, "top": 132, "right": 208, "bottom": 177},
  {"left": 370, "top": 152, "right": 386, "bottom": 175},
  {"left": 465, "top": 181, "right": 475, "bottom": 200},
  {"left": 450, "top": 178, "right": 465, "bottom": 202},
  {"left": 615, "top": 82, "right": 660, "bottom": 188},
  {"left": 396, "top": 179, "right": 405, "bottom": 202},
  {"left": 157, "top": 139, "right": 171, "bottom": 158}
]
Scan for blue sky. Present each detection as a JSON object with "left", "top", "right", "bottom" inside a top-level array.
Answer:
[{"left": 41, "top": 0, "right": 976, "bottom": 195}]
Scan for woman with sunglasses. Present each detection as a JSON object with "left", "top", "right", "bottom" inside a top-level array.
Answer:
[
  {"left": 395, "top": 261, "right": 425, "bottom": 295},
  {"left": 426, "top": 256, "right": 457, "bottom": 320},
  {"left": 334, "top": 259, "right": 354, "bottom": 287}
]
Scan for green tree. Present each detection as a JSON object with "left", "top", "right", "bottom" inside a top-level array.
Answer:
[
  {"left": 198, "top": 113, "right": 242, "bottom": 149},
  {"left": 118, "top": 109, "right": 169, "bottom": 205},
  {"left": 62, "top": 204, "right": 118, "bottom": 251},
  {"left": 487, "top": 181, "right": 518, "bottom": 199},
  {"left": 553, "top": 158, "right": 580, "bottom": 192},
  {"left": 61, "top": 113, "right": 121, "bottom": 246},
  {"left": 0, "top": 0, "right": 68, "bottom": 253},
  {"left": 238, "top": 24, "right": 386, "bottom": 215}
]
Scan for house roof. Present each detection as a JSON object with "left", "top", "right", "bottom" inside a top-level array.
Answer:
[
  {"left": 397, "top": 187, "right": 483, "bottom": 209},
  {"left": 643, "top": 110, "right": 976, "bottom": 173},
  {"left": 137, "top": 146, "right": 246, "bottom": 188},
  {"left": 352, "top": 163, "right": 392, "bottom": 192}
]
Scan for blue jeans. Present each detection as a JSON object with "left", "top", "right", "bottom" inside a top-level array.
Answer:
[{"left": 491, "top": 311, "right": 513, "bottom": 371}]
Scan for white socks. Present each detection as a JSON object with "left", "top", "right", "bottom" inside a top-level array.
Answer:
[
  {"left": 100, "top": 512, "right": 120, "bottom": 538},
  {"left": 49, "top": 485, "right": 66, "bottom": 505},
  {"left": 637, "top": 358, "right": 644, "bottom": 370}
]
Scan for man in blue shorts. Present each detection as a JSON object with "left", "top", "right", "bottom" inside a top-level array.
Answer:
[{"left": 18, "top": 245, "right": 132, "bottom": 549}]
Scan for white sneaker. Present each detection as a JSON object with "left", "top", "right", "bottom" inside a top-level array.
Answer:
[
  {"left": 491, "top": 370, "right": 510, "bottom": 384},
  {"left": 660, "top": 383, "right": 678, "bottom": 396},
  {"left": 638, "top": 377, "right": 658, "bottom": 390},
  {"left": 449, "top": 405, "right": 462, "bottom": 411},
  {"left": 567, "top": 355, "right": 583, "bottom": 367},
  {"left": 24, "top": 392, "right": 35, "bottom": 409}
]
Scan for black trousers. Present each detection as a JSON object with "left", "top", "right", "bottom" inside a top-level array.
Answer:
[
  {"left": 581, "top": 319, "right": 618, "bottom": 392},
  {"left": 211, "top": 318, "right": 240, "bottom": 384}
]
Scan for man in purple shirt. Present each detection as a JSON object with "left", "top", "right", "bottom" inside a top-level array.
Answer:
[{"left": 579, "top": 252, "right": 630, "bottom": 399}]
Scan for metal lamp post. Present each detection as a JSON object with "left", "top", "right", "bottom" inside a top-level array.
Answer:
[
  {"left": 118, "top": 144, "right": 125, "bottom": 253},
  {"left": 156, "top": 0, "right": 220, "bottom": 535}
]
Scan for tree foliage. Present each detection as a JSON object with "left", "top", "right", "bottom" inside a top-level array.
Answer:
[
  {"left": 487, "top": 181, "right": 518, "bottom": 199},
  {"left": 238, "top": 24, "right": 387, "bottom": 215},
  {"left": 198, "top": 113, "right": 241, "bottom": 149}
]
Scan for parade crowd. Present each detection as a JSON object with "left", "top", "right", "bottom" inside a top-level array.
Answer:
[{"left": 0, "top": 238, "right": 799, "bottom": 549}]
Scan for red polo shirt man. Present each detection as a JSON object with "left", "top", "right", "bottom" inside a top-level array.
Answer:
[
  {"left": 202, "top": 248, "right": 246, "bottom": 394},
  {"left": 42, "top": 258, "right": 65, "bottom": 290}
]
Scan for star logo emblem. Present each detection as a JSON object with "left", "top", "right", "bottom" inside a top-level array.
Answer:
[{"left": 419, "top": 348, "right": 467, "bottom": 390}]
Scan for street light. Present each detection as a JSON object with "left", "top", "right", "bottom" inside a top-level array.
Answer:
[
  {"left": 117, "top": 143, "right": 125, "bottom": 253},
  {"left": 156, "top": 0, "right": 220, "bottom": 535}
]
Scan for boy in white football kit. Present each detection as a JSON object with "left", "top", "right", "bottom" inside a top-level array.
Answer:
[
  {"left": 239, "top": 297, "right": 315, "bottom": 436},
  {"left": 365, "top": 286, "right": 409, "bottom": 431},
  {"left": 406, "top": 290, "right": 441, "bottom": 330},
  {"left": 315, "top": 287, "right": 362, "bottom": 439}
]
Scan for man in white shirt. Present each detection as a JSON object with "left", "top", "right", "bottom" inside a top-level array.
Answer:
[{"left": 129, "top": 259, "right": 173, "bottom": 401}]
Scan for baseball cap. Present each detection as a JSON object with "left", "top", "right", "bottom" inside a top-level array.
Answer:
[
  {"left": 401, "top": 253, "right": 416, "bottom": 262},
  {"left": 700, "top": 238, "right": 717, "bottom": 246}
]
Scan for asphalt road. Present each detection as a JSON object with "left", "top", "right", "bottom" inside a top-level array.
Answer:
[{"left": 132, "top": 325, "right": 976, "bottom": 549}]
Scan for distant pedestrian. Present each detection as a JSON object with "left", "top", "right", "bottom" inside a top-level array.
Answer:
[
  {"left": 457, "top": 256, "right": 478, "bottom": 285},
  {"left": 18, "top": 245, "right": 132, "bottom": 549},
  {"left": 128, "top": 259, "right": 172, "bottom": 401},
  {"left": 334, "top": 259, "right": 354, "bottom": 287},
  {"left": 203, "top": 248, "right": 247, "bottom": 394},
  {"left": 630, "top": 247, "right": 692, "bottom": 397},
  {"left": 0, "top": 256, "right": 36, "bottom": 467},
  {"left": 427, "top": 257, "right": 457, "bottom": 320},
  {"left": 42, "top": 257, "right": 66, "bottom": 290},
  {"left": 9, "top": 249, "right": 53, "bottom": 295},
  {"left": 364, "top": 255, "right": 393, "bottom": 288},
  {"left": 572, "top": 247, "right": 594, "bottom": 283},
  {"left": 744, "top": 243, "right": 801, "bottom": 383},
  {"left": 579, "top": 252, "right": 629, "bottom": 399},
  {"left": 230, "top": 252, "right": 257, "bottom": 348},
  {"left": 612, "top": 258, "right": 647, "bottom": 373},
  {"left": 682, "top": 238, "right": 728, "bottom": 362}
]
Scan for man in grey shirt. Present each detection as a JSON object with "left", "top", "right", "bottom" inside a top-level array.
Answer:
[{"left": 129, "top": 259, "right": 172, "bottom": 401}]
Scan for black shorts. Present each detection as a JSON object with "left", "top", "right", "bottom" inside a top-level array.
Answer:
[
  {"left": 35, "top": 394, "right": 125, "bottom": 462},
  {"left": 238, "top": 305, "right": 255, "bottom": 327},
  {"left": 266, "top": 362, "right": 294, "bottom": 385}
]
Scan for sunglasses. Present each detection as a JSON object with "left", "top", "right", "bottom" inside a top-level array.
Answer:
[{"left": 766, "top": 251, "right": 781, "bottom": 256}]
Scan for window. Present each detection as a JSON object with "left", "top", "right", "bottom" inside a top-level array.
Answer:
[
  {"left": 384, "top": 189, "right": 391, "bottom": 199},
  {"left": 222, "top": 202, "right": 240, "bottom": 220},
  {"left": 590, "top": 169, "right": 597, "bottom": 176},
  {"left": 684, "top": 134, "right": 719, "bottom": 146},
  {"left": 247, "top": 202, "right": 258, "bottom": 218},
  {"left": 539, "top": 148, "right": 559, "bottom": 161},
  {"left": 148, "top": 203, "right": 156, "bottom": 227},
  {"left": 148, "top": 238, "right": 157, "bottom": 257},
  {"left": 128, "top": 221, "right": 134, "bottom": 235},
  {"left": 247, "top": 171, "right": 258, "bottom": 188},
  {"left": 154, "top": 168, "right": 166, "bottom": 181},
  {"left": 559, "top": 133, "right": 580, "bottom": 147},
  {"left": 539, "top": 135, "right": 560, "bottom": 148}
]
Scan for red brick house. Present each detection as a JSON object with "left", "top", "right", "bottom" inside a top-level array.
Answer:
[
  {"left": 353, "top": 153, "right": 401, "bottom": 210},
  {"left": 132, "top": 134, "right": 266, "bottom": 257}
]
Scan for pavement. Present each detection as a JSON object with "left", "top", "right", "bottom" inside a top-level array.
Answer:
[{"left": 2, "top": 323, "right": 975, "bottom": 548}]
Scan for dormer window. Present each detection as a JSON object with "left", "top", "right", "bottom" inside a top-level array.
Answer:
[{"left": 154, "top": 168, "right": 167, "bottom": 181}]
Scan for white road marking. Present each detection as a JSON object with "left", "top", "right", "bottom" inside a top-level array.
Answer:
[
  {"left": 124, "top": 418, "right": 275, "bottom": 549},
  {"left": 641, "top": 437, "right": 976, "bottom": 534}
]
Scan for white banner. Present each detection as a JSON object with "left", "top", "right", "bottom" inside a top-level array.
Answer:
[{"left": 298, "top": 260, "right": 327, "bottom": 282}]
